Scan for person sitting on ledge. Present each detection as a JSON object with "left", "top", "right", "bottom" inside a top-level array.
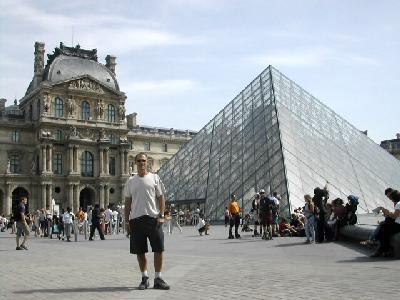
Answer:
[
  {"left": 370, "top": 188, "right": 400, "bottom": 257},
  {"left": 279, "top": 217, "right": 297, "bottom": 237}
]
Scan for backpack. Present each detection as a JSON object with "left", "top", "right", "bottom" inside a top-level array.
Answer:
[
  {"left": 13, "top": 206, "right": 22, "bottom": 222},
  {"left": 260, "top": 196, "right": 273, "bottom": 213}
]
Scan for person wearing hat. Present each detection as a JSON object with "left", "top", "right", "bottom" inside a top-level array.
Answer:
[
  {"left": 228, "top": 194, "right": 241, "bottom": 239},
  {"left": 251, "top": 193, "right": 261, "bottom": 237},
  {"left": 259, "top": 189, "right": 274, "bottom": 240}
]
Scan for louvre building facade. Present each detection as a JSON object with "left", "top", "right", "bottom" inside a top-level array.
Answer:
[
  {"left": 0, "top": 42, "right": 195, "bottom": 216},
  {"left": 158, "top": 66, "right": 400, "bottom": 220}
]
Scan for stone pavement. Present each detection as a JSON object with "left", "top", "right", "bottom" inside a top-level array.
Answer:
[{"left": 1, "top": 225, "right": 399, "bottom": 300}]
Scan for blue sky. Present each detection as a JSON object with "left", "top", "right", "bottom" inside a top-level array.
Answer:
[{"left": 0, "top": 0, "right": 399, "bottom": 143}]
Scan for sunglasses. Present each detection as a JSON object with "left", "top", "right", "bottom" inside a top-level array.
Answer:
[{"left": 137, "top": 160, "right": 147, "bottom": 163}]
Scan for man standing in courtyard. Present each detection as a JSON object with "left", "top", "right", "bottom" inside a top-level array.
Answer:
[
  {"left": 124, "top": 152, "right": 170, "bottom": 290},
  {"left": 15, "top": 196, "right": 30, "bottom": 250},
  {"left": 228, "top": 193, "right": 241, "bottom": 239}
]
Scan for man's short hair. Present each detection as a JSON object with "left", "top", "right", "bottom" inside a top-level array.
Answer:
[{"left": 135, "top": 152, "right": 148, "bottom": 161}]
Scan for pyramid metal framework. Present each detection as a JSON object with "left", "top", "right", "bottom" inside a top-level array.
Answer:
[{"left": 158, "top": 66, "right": 400, "bottom": 220}]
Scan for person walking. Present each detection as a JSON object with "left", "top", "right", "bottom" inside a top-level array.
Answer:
[
  {"left": 228, "top": 194, "right": 241, "bottom": 239},
  {"left": 124, "top": 152, "right": 170, "bottom": 290},
  {"left": 63, "top": 207, "right": 74, "bottom": 242},
  {"left": 15, "top": 196, "right": 30, "bottom": 250},
  {"left": 304, "top": 194, "right": 316, "bottom": 243},
  {"left": 89, "top": 204, "right": 105, "bottom": 241},
  {"left": 224, "top": 206, "right": 230, "bottom": 227},
  {"left": 168, "top": 204, "right": 182, "bottom": 234}
]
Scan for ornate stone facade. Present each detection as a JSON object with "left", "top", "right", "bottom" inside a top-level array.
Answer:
[{"left": 0, "top": 42, "right": 195, "bottom": 216}]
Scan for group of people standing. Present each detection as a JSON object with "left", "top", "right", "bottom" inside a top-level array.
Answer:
[{"left": 12, "top": 197, "right": 76, "bottom": 250}]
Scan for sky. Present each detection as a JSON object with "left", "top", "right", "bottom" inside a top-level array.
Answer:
[{"left": 0, "top": 0, "right": 399, "bottom": 144}]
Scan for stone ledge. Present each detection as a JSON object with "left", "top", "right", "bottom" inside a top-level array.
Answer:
[{"left": 340, "top": 225, "right": 400, "bottom": 258}]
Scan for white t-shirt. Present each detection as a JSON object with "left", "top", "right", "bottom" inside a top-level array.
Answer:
[
  {"left": 104, "top": 209, "right": 112, "bottom": 222},
  {"left": 112, "top": 210, "right": 118, "bottom": 221},
  {"left": 124, "top": 173, "right": 165, "bottom": 219},
  {"left": 196, "top": 218, "right": 206, "bottom": 230},
  {"left": 395, "top": 202, "right": 400, "bottom": 224},
  {"left": 63, "top": 212, "right": 74, "bottom": 224}
]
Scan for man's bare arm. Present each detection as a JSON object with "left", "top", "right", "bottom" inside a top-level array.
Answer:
[
  {"left": 124, "top": 197, "right": 131, "bottom": 230},
  {"left": 158, "top": 195, "right": 166, "bottom": 216}
]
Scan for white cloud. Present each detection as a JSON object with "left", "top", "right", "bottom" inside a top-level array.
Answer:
[
  {"left": 248, "top": 47, "right": 333, "bottom": 67},
  {"left": 247, "top": 47, "right": 380, "bottom": 67},
  {"left": 0, "top": 0, "right": 205, "bottom": 54},
  {"left": 122, "top": 79, "right": 197, "bottom": 95},
  {"left": 79, "top": 28, "right": 203, "bottom": 54}
]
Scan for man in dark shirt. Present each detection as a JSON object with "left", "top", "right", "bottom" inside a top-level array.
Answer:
[
  {"left": 89, "top": 204, "right": 105, "bottom": 241},
  {"left": 15, "top": 196, "right": 30, "bottom": 250}
]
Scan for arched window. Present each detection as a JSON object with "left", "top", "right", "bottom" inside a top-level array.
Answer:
[
  {"left": 160, "top": 158, "right": 169, "bottom": 168},
  {"left": 53, "top": 153, "right": 63, "bottom": 175},
  {"left": 9, "top": 154, "right": 19, "bottom": 173},
  {"left": 147, "top": 157, "right": 154, "bottom": 172},
  {"left": 107, "top": 104, "right": 115, "bottom": 122},
  {"left": 81, "top": 101, "right": 90, "bottom": 120},
  {"left": 109, "top": 134, "right": 116, "bottom": 144},
  {"left": 81, "top": 151, "right": 93, "bottom": 177},
  {"left": 55, "top": 97, "right": 64, "bottom": 117}
]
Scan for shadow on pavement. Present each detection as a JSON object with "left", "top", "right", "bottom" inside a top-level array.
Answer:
[
  {"left": 274, "top": 241, "right": 307, "bottom": 247},
  {"left": 335, "top": 256, "right": 397, "bottom": 263},
  {"left": 14, "top": 286, "right": 136, "bottom": 294}
]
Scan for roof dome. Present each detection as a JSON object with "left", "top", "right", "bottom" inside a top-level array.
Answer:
[{"left": 44, "top": 55, "right": 119, "bottom": 91}]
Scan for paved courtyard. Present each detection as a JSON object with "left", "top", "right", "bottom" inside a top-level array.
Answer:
[{"left": 1, "top": 225, "right": 399, "bottom": 300}]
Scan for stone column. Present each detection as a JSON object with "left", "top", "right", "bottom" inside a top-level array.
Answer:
[
  {"left": 99, "top": 184, "right": 104, "bottom": 208},
  {"left": 73, "top": 184, "right": 80, "bottom": 214},
  {"left": 46, "top": 146, "right": 50, "bottom": 172},
  {"left": 41, "top": 145, "right": 47, "bottom": 173},
  {"left": 48, "top": 145, "right": 53, "bottom": 172},
  {"left": 120, "top": 150, "right": 124, "bottom": 176},
  {"left": 40, "top": 183, "right": 46, "bottom": 209},
  {"left": 4, "top": 183, "right": 11, "bottom": 216},
  {"left": 105, "top": 148, "right": 109, "bottom": 175},
  {"left": 99, "top": 148, "right": 103, "bottom": 175},
  {"left": 68, "top": 145, "right": 74, "bottom": 174},
  {"left": 73, "top": 146, "right": 78, "bottom": 173},
  {"left": 46, "top": 184, "right": 52, "bottom": 209},
  {"left": 68, "top": 184, "right": 74, "bottom": 209},
  {"left": 124, "top": 151, "right": 128, "bottom": 174},
  {"left": 104, "top": 185, "right": 109, "bottom": 208}
]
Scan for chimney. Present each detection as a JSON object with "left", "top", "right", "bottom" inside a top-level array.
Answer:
[
  {"left": 105, "top": 55, "right": 117, "bottom": 74},
  {"left": 34, "top": 42, "right": 45, "bottom": 86},
  {"left": 396, "top": 133, "right": 400, "bottom": 139},
  {"left": 0, "top": 98, "right": 6, "bottom": 113},
  {"left": 126, "top": 112, "right": 137, "bottom": 129}
]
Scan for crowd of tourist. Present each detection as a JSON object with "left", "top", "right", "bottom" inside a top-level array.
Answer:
[
  {"left": 1, "top": 203, "right": 125, "bottom": 246},
  {"left": 225, "top": 185, "right": 400, "bottom": 258},
  {"left": 2, "top": 186, "right": 399, "bottom": 258}
]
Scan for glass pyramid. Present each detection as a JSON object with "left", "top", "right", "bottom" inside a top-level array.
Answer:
[{"left": 158, "top": 66, "right": 400, "bottom": 220}]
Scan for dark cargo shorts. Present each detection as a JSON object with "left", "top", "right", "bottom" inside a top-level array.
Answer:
[{"left": 130, "top": 215, "right": 164, "bottom": 254}]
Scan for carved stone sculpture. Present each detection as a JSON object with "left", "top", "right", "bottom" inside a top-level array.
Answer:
[
  {"left": 43, "top": 94, "right": 50, "bottom": 113},
  {"left": 66, "top": 96, "right": 75, "bottom": 115},
  {"left": 118, "top": 104, "right": 126, "bottom": 120},
  {"left": 96, "top": 99, "right": 105, "bottom": 119}
]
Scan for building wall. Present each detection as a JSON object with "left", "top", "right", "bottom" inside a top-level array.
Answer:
[
  {"left": 380, "top": 138, "right": 400, "bottom": 161},
  {"left": 0, "top": 44, "right": 195, "bottom": 216}
]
